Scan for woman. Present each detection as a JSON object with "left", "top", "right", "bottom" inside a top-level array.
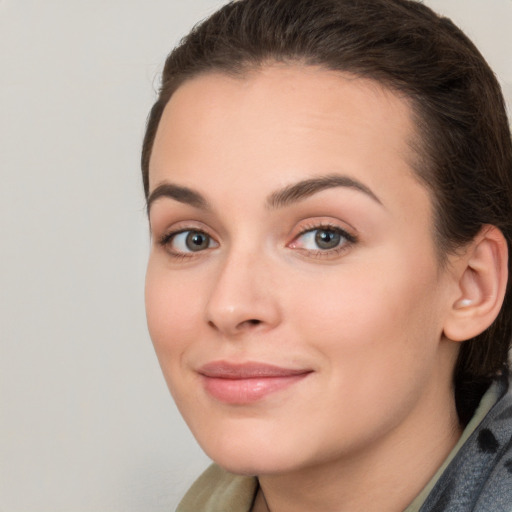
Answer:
[{"left": 142, "top": 0, "right": 512, "bottom": 510}]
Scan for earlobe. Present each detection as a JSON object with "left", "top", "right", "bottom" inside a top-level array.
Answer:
[{"left": 443, "top": 225, "right": 508, "bottom": 342}]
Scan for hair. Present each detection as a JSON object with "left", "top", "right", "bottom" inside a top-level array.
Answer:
[{"left": 141, "top": 0, "right": 512, "bottom": 424}]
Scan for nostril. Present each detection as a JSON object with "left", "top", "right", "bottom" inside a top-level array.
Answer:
[
  {"left": 237, "top": 318, "right": 262, "bottom": 330},
  {"left": 206, "top": 318, "right": 261, "bottom": 331}
]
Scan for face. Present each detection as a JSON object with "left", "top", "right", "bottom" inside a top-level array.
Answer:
[{"left": 145, "top": 65, "right": 460, "bottom": 477}]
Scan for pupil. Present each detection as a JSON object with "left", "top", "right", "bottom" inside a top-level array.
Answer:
[
  {"left": 186, "top": 232, "right": 209, "bottom": 251},
  {"left": 315, "top": 230, "right": 341, "bottom": 249}
]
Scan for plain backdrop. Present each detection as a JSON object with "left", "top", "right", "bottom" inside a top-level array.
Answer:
[{"left": 1, "top": 1, "right": 511, "bottom": 510}]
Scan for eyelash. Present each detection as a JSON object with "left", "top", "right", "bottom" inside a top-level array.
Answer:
[
  {"left": 289, "top": 223, "right": 357, "bottom": 258},
  {"left": 157, "top": 223, "right": 357, "bottom": 260},
  {"left": 158, "top": 228, "right": 217, "bottom": 259}
]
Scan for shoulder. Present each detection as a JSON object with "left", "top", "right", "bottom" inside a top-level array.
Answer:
[
  {"left": 421, "top": 375, "right": 512, "bottom": 512},
  {"left": 176, "top": 464, "right": 258, "bottom": 512}
]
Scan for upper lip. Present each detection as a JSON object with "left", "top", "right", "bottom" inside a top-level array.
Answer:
[{"left": 198, "top": 361, "right": 312, "bottom": 379}]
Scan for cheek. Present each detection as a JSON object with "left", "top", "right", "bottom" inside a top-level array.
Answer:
[
  {"left": 145, "top": 262, "right": 202, "bottom": 360},
  {"left": 282, "top": 258, "right": 447, "bottom": 446},
  {"left": 289, "top": 251, "right": 444, "bottom": 375}
]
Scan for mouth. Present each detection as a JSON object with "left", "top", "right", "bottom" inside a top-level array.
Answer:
[{"left": 198, "top": 361, "right": 313, "bottom": 404}]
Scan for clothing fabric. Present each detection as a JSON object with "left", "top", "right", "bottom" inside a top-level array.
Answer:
[
  {"left": 418, "top": 374, "right": 512, "bottom": 512},
  {"left": 177, "top": 465, "right": 258, "bottom": 512},
  {"left": 177, "top": 375, "right": 512, "bottom": 511}
]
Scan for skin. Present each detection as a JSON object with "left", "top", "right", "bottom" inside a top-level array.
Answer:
[{"left": 145, "top": 65, "right": 465, "bottom": 512}]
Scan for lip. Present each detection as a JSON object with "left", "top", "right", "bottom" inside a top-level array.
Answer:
[{"left": 198, "top": 361, "right": 312, "bottom": 404}]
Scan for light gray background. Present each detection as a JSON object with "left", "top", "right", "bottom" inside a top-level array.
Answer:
[{"left": 1, "top": 1, "right": 511, "bottom": 511}]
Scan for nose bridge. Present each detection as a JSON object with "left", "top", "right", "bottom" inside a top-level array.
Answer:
[{"left": 205, "top": 242, "right": 280, "bottom": 335}]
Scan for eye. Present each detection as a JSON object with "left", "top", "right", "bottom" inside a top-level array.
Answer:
[
  {"left": 309, "top": 229, "right": 342, "bottom": 250},
  {"left": 290, "top": 225, "right": 356, "bottom": 253},
  {"left": 161, "top": 229, "right": 218, "bottom": 255}
]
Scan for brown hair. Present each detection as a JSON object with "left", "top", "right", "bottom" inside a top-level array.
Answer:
[{"left": 141, "top": 0, "right": 512, "bottom": 423}]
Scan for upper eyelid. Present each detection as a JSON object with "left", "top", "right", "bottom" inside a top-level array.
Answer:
[
  {"left": 293, "top": 214, "right": 357, "bottom": 232},
  {"left": 156, "top": 220, "right": 215, "bottom": 239},
  {"left": 293, "top": 222, "right": 357, "bottom": 241},
  {"left": 149, "top": 210, "right": 216, "bottom": 232},
  {"left": 159, "top": 226, "right": 216, "bottom": 245}
]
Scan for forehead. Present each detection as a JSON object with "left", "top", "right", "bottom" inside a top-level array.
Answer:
[
  {"left": 149, "top": 64, "right": 430, "bottom": 225},
  {"left": 150, "top": 64, "right": 421, "bottom": 186}
]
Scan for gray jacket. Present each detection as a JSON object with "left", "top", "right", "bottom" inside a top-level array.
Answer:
[{"left": 420, "top": 374, "right": 512, "bottom": 512}]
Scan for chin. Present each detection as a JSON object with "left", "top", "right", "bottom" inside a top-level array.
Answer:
[
  {"left": 195, "top": 425, "right": 312, "bottom": 477},
  {"left": 210, "top": 451, "right": 299, "bottom": 477}
]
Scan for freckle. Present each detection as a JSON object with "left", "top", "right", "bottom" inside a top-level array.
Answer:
[
  {"left": 505, "top": 460, "right": 512, "bottom": 475},
  {"left": 477, "top": 429, "right": 500, "bottom": 454}
]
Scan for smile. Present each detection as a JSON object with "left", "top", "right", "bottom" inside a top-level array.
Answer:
[{"left": 198, "top": 361, "right": 313, "bottom": 404}]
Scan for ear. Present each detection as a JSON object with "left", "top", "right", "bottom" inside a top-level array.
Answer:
[{"left": 443, "top": 225, "right": 509, "bottom": 342}]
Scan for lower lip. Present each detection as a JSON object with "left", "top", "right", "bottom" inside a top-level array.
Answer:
[{"left": 201, "top": 374, "right": 310, "bottom": 404}]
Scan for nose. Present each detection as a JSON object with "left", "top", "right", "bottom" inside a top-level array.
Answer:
[{"left": 205, "top": 249, "right": 281, "bottom": 337}]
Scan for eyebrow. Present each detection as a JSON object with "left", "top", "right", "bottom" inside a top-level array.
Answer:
[
  {"left": 147, "top": 173, "right": 382, "bottom": 214},
  {"left": 147, "top": 183, "right": 210, "bottom": 214},
  {"left": 266, "top": 174, "right": 382, "bottom": 209}
]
